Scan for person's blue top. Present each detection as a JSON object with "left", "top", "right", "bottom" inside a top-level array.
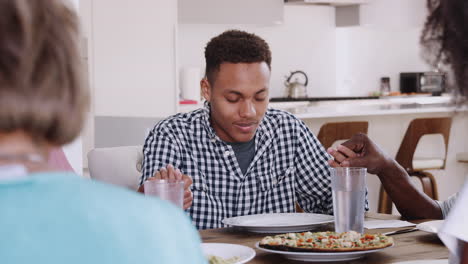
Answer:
[{"left": 0, "top": 171, "right": 207, "bottom": 264}]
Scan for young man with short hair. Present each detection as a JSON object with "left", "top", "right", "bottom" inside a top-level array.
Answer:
[{"left": 141, "top": 30, "right": 333, "bottom": 230}]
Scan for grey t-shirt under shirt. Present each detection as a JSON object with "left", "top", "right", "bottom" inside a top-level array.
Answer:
[{"left": 226, "top": 137, "right": 256, "bottom": 175}]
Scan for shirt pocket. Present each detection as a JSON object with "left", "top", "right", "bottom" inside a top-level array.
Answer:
[{"left": 257, "top": 166, "right": 295, "bottom": 191}]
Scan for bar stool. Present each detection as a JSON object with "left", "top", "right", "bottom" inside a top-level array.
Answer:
[
  {"left": 378, "top": 117, "right": 452, "bottom": 214},
  {"left": 317, "top": 121, "right": 369, "bottom": 149},
  {"left": 296, "top": 121, "right": 369, "bottom": 212}
]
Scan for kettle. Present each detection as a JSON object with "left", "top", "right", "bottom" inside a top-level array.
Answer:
[{"left": 284, "top": 71, "right": 308, "bottom": 98}]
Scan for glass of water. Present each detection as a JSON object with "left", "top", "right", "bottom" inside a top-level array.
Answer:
[
  {"left": 330, "top": 167, "right": 367, "bottom": 233},
  {"left": 144, "top": 178, "right": 184, "bottom": 208}
]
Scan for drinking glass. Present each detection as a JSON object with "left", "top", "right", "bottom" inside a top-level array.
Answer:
[
  {"left": 330, "top": 167, "right": 367, "bottom": 233},
  {"left": 144, "top": 179, "right": 184, "bottom": 208}
]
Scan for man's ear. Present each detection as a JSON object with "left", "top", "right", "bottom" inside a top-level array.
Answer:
[{"left": 201, "top": 78, "right": 211, "bottom": 102}]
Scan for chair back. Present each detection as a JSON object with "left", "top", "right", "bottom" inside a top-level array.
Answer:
[
  {"left": 395, "top": 117, "right": 452, "bottom": 172},
  {"left": 317, "top": 121, "right": 369, "bottom": 149},
  {"left": 378, "top": 117, "right": 452, "bottom": 214},
  {"left": 88, "top": 146, "right": 143, "bottom": 190}
]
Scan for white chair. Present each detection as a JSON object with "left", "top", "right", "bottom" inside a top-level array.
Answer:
[{"left": 88, "top": 146, "right": 143, "bottom": 190}]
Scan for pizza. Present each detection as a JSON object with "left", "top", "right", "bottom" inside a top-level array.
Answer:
[{"left": 259, "top": 231, "right": 394, "bottom": 252}]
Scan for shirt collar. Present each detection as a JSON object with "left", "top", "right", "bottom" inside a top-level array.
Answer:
[{"left": 201, "top": 101, "right": 217, "bottom": 139}]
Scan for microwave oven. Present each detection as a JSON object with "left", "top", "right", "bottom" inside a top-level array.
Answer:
[{"left": 400, "top": 72, "right": 445, "bottom": 95}]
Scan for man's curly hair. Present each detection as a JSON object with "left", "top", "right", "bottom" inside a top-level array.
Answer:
[
  {"left": 421, "top": 0, "right": 468, "bottom": 99},
  {"left": 204, "top": 30, "right": 272, "bottom": 84}
]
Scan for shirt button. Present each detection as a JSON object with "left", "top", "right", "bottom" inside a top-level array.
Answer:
[
  {"left": 272, "top": 180, "right": 278, "bottom": 185},
  {"left": 224, "top": 151, "right": 231, "bottom": 157},
  {"left": 210, "top": 138, "right": 216, "bottom": 143}
]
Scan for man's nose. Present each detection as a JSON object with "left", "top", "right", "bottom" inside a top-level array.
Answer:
[{"left": 239, "top": 100, "right": 256, "bottom": 118}]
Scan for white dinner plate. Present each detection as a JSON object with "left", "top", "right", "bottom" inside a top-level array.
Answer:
[
  {"left": 416, "top": 220, "right": 444, "bottom": 234},
  {"left": 202, "top": 243, "right": 255, "bottom": 264},
  {"left": 222, "top": 213, "right": 334, "bottom": 233},
  {"left": 256, "top": 242, "right": 393, "bottom": 262}
]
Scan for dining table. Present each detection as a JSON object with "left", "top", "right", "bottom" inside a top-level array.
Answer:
[{"left": 199, "top": 212, "right": 449, "bottom": 264}]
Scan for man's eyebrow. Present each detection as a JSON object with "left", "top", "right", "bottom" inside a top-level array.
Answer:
[
  {"left": 226, "top": 90, "right": 242, "bottom": 95},
  {"left": 256, "top": 88, "right": 267, "bottom": 94},
  {"left": 225, "top": 88, "right": 267, "bottom": 96}
]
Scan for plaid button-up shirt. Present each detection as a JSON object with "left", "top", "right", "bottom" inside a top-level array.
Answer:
[{"left": 141, "top": 104, "right": 333, "bottom": 230}]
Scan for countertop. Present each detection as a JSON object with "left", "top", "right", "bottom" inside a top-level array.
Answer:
[
  {"left": 270, "top": 95, "right": 467, "bottom": 118},
  {"left": 178, "top": 95, "right": 466, "bottom": 119}
]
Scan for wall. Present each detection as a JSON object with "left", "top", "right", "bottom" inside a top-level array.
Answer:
[
  {"left": 335, "top": 0, "right": 430, "bottom": 96},
  {"left": 92, "top": 0, "right": 178, "bottom": 117},
  {"left": 178, "top": 5, "right": 337, "bottom": 98},
  {"left": 335, "top": 27, "right": 430, "bottom": 96},
  {"left": 78, "top": 0, "right": 179, "bottom": 170}
]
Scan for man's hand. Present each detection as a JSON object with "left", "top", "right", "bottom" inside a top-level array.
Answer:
[
  {"left": 326, "top": 133, "right": 395, "bottom": 176},
  {"left": 139, "top": 164, "right": 194, "bottom": 210}
]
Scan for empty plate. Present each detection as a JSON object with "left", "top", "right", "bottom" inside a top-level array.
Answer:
[{"left": 222, "top": 213, "right": 334, "bottom": 233}]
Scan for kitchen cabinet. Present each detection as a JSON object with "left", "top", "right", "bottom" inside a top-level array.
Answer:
[
  {"left": 285, "top": 0, "right": 370, "bottom": 6},
  {"left": 178, "top": 0, "right": 283, "bottom": 25},
  {"left": 287, "top": 0, "right": 426, "bottom": 28}
]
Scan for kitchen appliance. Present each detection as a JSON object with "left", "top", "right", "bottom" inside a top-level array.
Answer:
[
  {"left": 285, "top": 71, "right": 308, "bottom": 98},
  {"left": 180, "top": 66, "right": 201, "bottom": 102},
  {"left": 380, "top": 77, "right": 391, "bottom": 96},
  {"left": 400, "top": 72, "right": 445, "bottom": 95}
]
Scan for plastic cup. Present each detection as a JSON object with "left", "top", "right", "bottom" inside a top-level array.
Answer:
[
  {"left": 330, "top": 167, "right": 367, "bottom": 233},
  {"left": 144, "top": 179, "right": 184, "bottom": 208}
]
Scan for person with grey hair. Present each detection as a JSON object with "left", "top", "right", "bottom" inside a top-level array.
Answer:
[{"left": 0, "top": 0, "right": 205, "bottom": 263}]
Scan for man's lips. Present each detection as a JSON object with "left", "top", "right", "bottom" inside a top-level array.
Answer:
[{"left": 233, "top": 121, "right": 258, "bottom": 133}]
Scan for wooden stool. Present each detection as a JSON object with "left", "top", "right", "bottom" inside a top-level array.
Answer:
[
  {"left": 296, "top": 121, "right": 369, "bottom": 212},
  {"left": 378, "top": 117, "right": 452, "bottom": 214},
  {"left": 317, "top": 121, "right": 369, "bottom": 149}
]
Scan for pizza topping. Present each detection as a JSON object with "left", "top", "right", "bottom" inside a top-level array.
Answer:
[{"left": 259, "top": 231, "right": 394, "bottom": 252}]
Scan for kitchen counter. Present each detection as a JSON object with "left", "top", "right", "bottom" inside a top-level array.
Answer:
[
  {"left": 270, "top": 96, "right": 380, "bottom": 102},
  {"left": 179, "top": 95, "right": 463, "bottom": 118},
  {"left": 269, "top": 95, "right": 466, "bottom": 119},
  {"left": 279, "top": 102, "right": 463, "bottom": 119}
]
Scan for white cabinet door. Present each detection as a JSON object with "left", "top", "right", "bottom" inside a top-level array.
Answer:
[
  {"left": 92, "top": 0, "right": 178, "bottom": 117},
  {"left": 178, "top": 0, "right": 283, "bottom": 25}
]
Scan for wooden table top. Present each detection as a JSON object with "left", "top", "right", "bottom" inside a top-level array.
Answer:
[{"left": 200, "top": 213, "right": 448, "bottom": 264}]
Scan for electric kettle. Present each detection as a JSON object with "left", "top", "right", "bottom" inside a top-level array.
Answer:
[{"left": 284, "top": 71, "right": 308, "bottom": 98}]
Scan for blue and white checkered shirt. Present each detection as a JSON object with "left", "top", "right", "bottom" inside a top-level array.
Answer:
[{"left": 141, "top": 103, "right": 333, "bottom": 230}]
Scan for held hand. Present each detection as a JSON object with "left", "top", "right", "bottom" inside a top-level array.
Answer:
[
  {"left": 327, "top": 144, "right": 358, "bottom": 168},
  {"left": 326, "top": 133, "right": 394, "bottom": 175},
  {"left": 144, "top": 164, "right": 194, "bottom": 210}
]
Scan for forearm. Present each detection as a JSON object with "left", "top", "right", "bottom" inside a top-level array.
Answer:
[{"left": 377, "top": 160, "right": 442, "bottom": 219}]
